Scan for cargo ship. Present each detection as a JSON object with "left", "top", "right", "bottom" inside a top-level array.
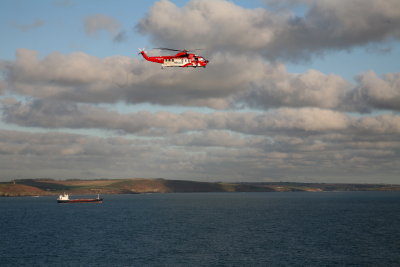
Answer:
[{"left": 57, "top": 193, "right": 103, "bottom": 203}]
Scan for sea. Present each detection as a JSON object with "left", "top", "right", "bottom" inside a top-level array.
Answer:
[{"left": 1, "top": 192, "right": 400, "bottom": 266}]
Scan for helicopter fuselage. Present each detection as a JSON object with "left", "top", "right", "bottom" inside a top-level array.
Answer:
[{"left": 139, "top": 51, "right": 209, "bottom": 68}]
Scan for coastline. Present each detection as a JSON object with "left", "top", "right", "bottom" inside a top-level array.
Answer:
[{"left": 1, "top": 178, "right": 400, "bottom": 197}]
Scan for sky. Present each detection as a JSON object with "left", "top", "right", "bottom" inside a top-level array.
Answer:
[{"left": 1, "top": 0, "right": 400, "bottom": 183}]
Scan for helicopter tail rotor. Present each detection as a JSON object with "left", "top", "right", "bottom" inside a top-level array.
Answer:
[{"left": 138, "top": 48, "right": 146, "bottom": 55}]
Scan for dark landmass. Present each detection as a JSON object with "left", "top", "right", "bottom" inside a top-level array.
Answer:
[{"left": 1, "top": 178, "right": 400, "bottom": 197}]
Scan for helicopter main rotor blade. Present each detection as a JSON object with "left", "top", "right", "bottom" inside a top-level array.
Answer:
[
  {"left": 153, "top": 48, "right": 203, "bottom": 52},
  {"left": 153, "top": 48, "right": 182, "bottom": 52}
]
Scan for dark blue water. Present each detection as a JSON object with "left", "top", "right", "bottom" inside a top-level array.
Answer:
[{"left": 1, "top": 192, "right": 400, "bottom": 266}]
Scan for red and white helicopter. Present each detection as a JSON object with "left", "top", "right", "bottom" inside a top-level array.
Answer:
[{"left": 138, "top": 48, "right": 209, "bottom": 68}]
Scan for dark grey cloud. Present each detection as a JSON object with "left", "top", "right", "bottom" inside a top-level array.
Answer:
[
  {"left": 268, "top": 0, "right": 400, "bottom": 61},
  {"left": 138, "top": 0, "right": 400, "bottom": 61}
]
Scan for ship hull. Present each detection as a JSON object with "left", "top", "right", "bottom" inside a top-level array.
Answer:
[{"left": 57, "top": 198, "right": 103, "bottom": 203}]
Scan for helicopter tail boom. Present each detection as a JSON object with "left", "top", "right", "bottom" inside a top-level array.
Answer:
[{"left": 138, "top": 49, "right": 164, "bottom": 64}]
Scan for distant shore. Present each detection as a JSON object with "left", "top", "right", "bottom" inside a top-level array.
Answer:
[{"left": 1, "top": 178, "right": 400, "bottom": 197}]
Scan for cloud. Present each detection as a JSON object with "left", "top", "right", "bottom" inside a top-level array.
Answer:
[
  {"left": 3, "top": 49, "right": 400, "bottom": 113},
  {"left": 1, "top": 114, "right": 400, "bottom": 182},
  {"left": 113, "top": 30, "right": 128, "bottom": 43},
  {"left": 2, "top": 0, "right": 400, "bottom": 183},
  {"left": 2, "top": 99, "right": 344, "bottom": 135},
  {"left": 137, "top": 0, "right": 283, "bottom": 56},
  {"left": 352, "top": 114, "right": 400, "bottom": 135},
  {"left": 138, "top": 0, "right": 400, "bottom": 61},
  {"left": 84, "top": 14, "right": 121, "bottom": 38},
  {"left": 0, "top": 49, "right": 265, "bottom": 109},
  {"left": 13, "top": 19, "right": 45, "bottom": 32},
  {"left": 170, "top": 130, "right": 264, "bottom": 148},
  {"left": 349, "top": 71, "right": 400, "bottom": 112},
  {"left": 0, "top": 129, "right": 166, "bottom": 179},
  {"left": 235, "top": 69, "right": 351, "bottom": 110},
  {"left": 0, "top": 49, "right": 349, "bottom": 110},
  {"left": 0, "top": 80, "right": 6, "bottom": 95},
  {"left": 5, "top": 98, "right": 400, "bottom": 139},
  {"left": 0, "top": 49, "right": 398, "bottom": 114}
]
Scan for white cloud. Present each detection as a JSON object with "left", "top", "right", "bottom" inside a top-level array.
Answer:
[
  {"left": 0, "top": 49, "right": 356, "bottom": 111},
  {"left": 3, "top": 49, "right": 399, "bottom": 113},
  {"left": 236, "top": 69, "right": 351, "bottom": 109},
  {"left": 138, "top": 0, "right": 400, "bottom": 61}
]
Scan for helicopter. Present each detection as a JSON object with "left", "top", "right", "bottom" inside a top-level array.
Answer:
[{"left": 138, "top": 48, "right": 209, "bottom": 68}]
